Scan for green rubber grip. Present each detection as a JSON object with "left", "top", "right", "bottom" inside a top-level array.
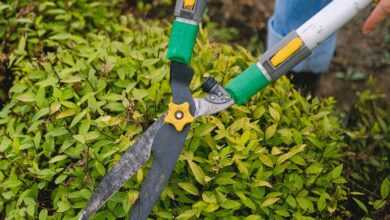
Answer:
[
  {"left": 225, "top": 64, "right": 271, "bottom": 105},
  {"left": 167, "top": 20, "right": 199, "bottom": 64}
]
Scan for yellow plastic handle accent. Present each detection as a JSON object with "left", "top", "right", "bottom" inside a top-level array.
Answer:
[
  {"left": 271, "top": 37, "right": 303, "bottom": 67},
  {"left": 183, "top": 0, "right": 196, "bottom": 10}
]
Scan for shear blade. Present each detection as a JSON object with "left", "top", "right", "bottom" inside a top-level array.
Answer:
[
  {"left": 129, "top": 123, "right": 190, "bottom": 220},
  {"left": 80, "top": 62, "right": 195, "bottom": 220},
  {"left": 129, "top": 62, "right": 195, "bottom": 220},
  {"left": 79, "top": 117, "right": 164, "bottom": 220}
]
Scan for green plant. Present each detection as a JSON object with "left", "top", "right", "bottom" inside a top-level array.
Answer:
[
  {"left": 129, "top": 0, "right": 174, "bottom": 19},
  {"left": 0, "top": 0, "right": 124, "bottom": 107},
  {"left": 343, "top": 85, "right": 390, "bottom": 219},
  {"left": 0, "top": 1, "right": 351, "bottom": 219}
]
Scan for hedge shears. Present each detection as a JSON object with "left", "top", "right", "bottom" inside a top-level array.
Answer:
[{"left": 80, "top": 0, "right": 373, "bottom": 219}]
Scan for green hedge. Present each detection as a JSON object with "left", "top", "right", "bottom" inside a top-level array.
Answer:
[
  {"left": 343, "top": 88, "right": 390, "bottom": 219},
  {"left": 0, "top": 1, "right": 352, "bottom": 219}
]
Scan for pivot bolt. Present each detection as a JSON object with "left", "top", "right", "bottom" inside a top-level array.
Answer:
[{"left": 175, "top": 111, "right": 184, "bottom": 120}]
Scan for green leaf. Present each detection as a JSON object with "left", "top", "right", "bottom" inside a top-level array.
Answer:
[
  {"left": 269, "top": 106, "right": 280, "bottom": 122},
  {"left": 32, "top": 108, "right": 50, "bottom": 121},
  {"left": 70, "top": 109, "right": 88, "bottom": 128},
  {"left": 275, "top": 209, "right": 290, "bottom": 217},
  {"left": 290, "top": 155, "right": 306, "bottom": 166},
  {"left": 221, "top": 199, "right": 241, "bottom": 209},
  {"left": 0, "top": 137, "right": 12, "bottom": 152},
  {"left": 265, "top": 124, "right": 278, "bottom": 140},
  {"left": 271, "top": 147, "right": 283, "bottom": 155},
  {"left": 235, "top": 160, "right": 249, "bottom": 176},
  {"left": 46, "top": 127, "right": 69, "bottom": 137},
  {"left": 73, "top": 131, "right": 100, "bottom": 144},
  {"left": 50, "top": 33, "right": 72, "bottom": 40},
  {"left": 380, "top": 178, "right": 390, "bottom": 199},
  {"left": 286, "top": 195, "right": 297, "bottom": 208},
  {"left": 24, "top": 197, "right": 36, "bottom": 216},
  {"left": 56, "top": 109, "right": 77, "bottom": 119},
  {"left": 259, "top": 154, "right": 273, "bottom": 168},
  {"left": 372, "top": 199, "right": 386, "bottom": 210},
  {"left": 254, "top": 180, "right": 272, "bottom": 188},
  {"left": 57, "top": 198, "right": 71, "bottom": 212},
  {"left": 188, "top": 160, "right": 206, "bottom": 185},
  {"left": 132, "top": 89, "right": 149, "bottom": 101},
  {"left": 236, "top": 192, "right": 256, "bottom": 210},
  {"left": 261, "top": 197, "right": 280, "bottom": 208},
  {"left": 49, "top": 155, "right": 68, "bottom": 163},
  {"left": 278, "top": 128, "right": 293, "bottom": 144},
  {"left": 36, "top": 77, "right": 58, "bottom": 87},
  {"left": 105, "top": 102, "right": 125, "bottom": 112},
  {"left": 202, "top": 191, "right": 217, "bottom": 204},
  {"left": 16, "top": 35, "right": 27, "bottom": 55},
  {"left": 178, "top": 182, "right": 199, "bottom": 196},
  {"left": 95, "top": 161, "right": 106, "bottom": 176},
  {"left": 16, "top": 92, "right": 35, "bottom": 102},
  {"left": 39, "top": 209, "right": 48, "bottom": 220},
  {"left": 55, "top": 174, "right": 68, "bottom": 184},
  {"left": 277, "top": 144, "right": 306, "bottom": 164},
  {"left": 352, "top": 198, "right": 368, "bottom": 214},
  {"left": 296, "top": 197, "right": 314, "bottom": 211},
  {"left": 176, "top": 209, "right": 196, "bottom": 220},
  {"left": 317, "top": 194, "right": 326, "bottom": 211},
  {"left": 253, "top": 106, "right": 265, "bottom": 119},
  {"left": 329, "top": 164, "right": 343, "bottom": 179},
  {"left": 61, "top": 75, "right": 82, "bottom": 84},
  {"left": 305, "top": 163, "right": 323, "bottom": 175},
  {"left": 245, "top": 215, "right": 262, "bottom": 220}
]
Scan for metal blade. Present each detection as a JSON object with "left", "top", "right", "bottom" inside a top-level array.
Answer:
[
  {"left": 194, "top": 83, "right": 234, "bottom": 118},
  {"left": 128, "top": 62, "right": 195, "bottom": 220},
  {"left": 129, "top": 123, "right": 190, "bottom": 220},
  {"left": 79, "top": 117, "right": 164, "bottom": 220}
]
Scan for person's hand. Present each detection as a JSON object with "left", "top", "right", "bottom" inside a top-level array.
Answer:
[{"left": 362, "top": 0, "right": 390, "bottom": 34}]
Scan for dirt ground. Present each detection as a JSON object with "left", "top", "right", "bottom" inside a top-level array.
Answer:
[
  {"left": 207, "top": 0, "right": 389, "bottom": 112},
  {"left": 319, "top": 8, "right": 390, "bottom": 111}
]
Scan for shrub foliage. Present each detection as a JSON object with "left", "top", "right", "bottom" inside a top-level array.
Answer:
[
  {"left": 0, "top": 1, "right": 357, "bottom": 220},
  {"left": 343, "top": 88, "right": 390, "bottom": 219}
]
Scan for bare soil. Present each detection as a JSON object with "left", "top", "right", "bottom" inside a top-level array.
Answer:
[{"left": 319, "top": 8, "right": 390, "bottom": 111}]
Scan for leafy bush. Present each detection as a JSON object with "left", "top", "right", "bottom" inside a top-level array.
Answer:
[
  {"left": 1, "top": 1, "right": 351, "bottom": 219},
  {"left": 132, "top": 0, "right": 173, "bottom": 17},
  {"left": 343, "top": 87, "right": 390, "bottom": 219},
  {"left": 0, "top": 0, "right": 124, "bottom": 108}
]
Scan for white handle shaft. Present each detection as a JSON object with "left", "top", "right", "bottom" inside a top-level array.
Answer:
[{"left": 297, "top": 0, "right": 372, "bottom": 50}]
